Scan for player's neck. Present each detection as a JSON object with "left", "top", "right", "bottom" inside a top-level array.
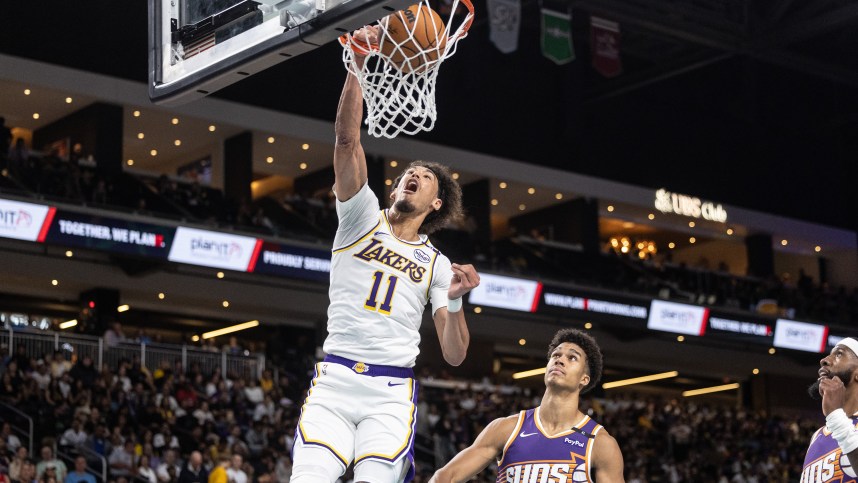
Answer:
[
  {"left": 538, "top": 389, "right": 583, "bottom": 433},
  {"left": 386, "top": 208, "right": 423, "bottom": 242}
]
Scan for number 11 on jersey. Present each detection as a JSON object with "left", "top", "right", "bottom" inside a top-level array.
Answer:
[{"left": 365, "top": 270, "right": 398, "bottom": 315}]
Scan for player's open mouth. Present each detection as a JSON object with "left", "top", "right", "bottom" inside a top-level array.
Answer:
[{"left": 404, "top": 180, "right": 419, "bottom": 193}]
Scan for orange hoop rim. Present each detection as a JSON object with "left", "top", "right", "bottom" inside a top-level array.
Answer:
[{"left": 339, "top": 0, "right": 475, "bottom": 55}]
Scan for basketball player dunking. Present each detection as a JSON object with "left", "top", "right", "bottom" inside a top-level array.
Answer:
[
  {"left": 430, "top": 329, "right": 625, "bottom": 483},
  {"left": 802, "top": 338, "right": 858, "bottom": 483},
  {"left": 289, "top": 36, "right": 480, "bottom": 483}
]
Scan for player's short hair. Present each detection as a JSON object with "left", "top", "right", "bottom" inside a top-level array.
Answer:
[
  {"left": 391, "top": 160, "right": 463, "bottom": 235},
  {"left": 547, "top": 328, "right": 603, "bottom": 394}
]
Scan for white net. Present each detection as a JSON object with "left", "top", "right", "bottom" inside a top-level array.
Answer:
[{"left": 340, "top": 0, "right": 474, "bottom": 138}]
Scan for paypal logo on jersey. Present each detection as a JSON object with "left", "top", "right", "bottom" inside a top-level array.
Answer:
[{"left": 564, "top": 437, "right": 586, "bottom": 448}]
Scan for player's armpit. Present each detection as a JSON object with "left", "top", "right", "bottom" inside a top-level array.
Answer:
[
  {"left": 591, "top": 429, "right": 625, "bottom": 483},
  {"left": 429, "top": 416, "right": 518, "bottom": 483}
]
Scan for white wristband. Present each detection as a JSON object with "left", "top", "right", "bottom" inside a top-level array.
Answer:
[
  {"left": 446, "top": 297, "right": 462, "bottom": 313},
  {"left": 826, "top": 409, "right": 858, "bottom": 454}
]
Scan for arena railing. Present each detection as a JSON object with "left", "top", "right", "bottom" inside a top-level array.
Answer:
[
  {"left": 2, "top": 328, "right": 265, "bottom": 380},
  {"left": 0, "top": 402, "right": 33, "bottom": 455}
]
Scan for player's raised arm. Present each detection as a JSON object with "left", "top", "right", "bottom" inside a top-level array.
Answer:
[
  {"left": 433, "top": 262, "right": 479, "bottom": 366},
  {"left": 333, "top": 26, "right": 378, "bottom": 201},
  {"left": 429, "top": 416, "right": 516, "bottom": 483}
]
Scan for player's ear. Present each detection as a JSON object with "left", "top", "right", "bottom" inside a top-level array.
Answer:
[
  {"left": 579, "top": 373, "right": 591, "bottom": 390},
  {"left": 432, "top": 198, "right": 442, "bottom": 211}
]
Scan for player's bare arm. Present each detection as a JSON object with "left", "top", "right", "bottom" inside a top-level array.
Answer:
[
  {"left": 819, "top": 375, "right": 858, "bottom": 468},
  {"left": 591, "top": 429, "right": 626, "bottom": 483},
  {"left": 429, "top": 415, "right": 518, "bottom": 483},
  {"left": 332, "top": 27, "right": 378, "bottom": 201},
  {"left": 433, "top": 263, "right": 479, "bottom": 366}
]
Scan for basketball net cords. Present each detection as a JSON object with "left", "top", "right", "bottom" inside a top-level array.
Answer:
[{"left": 340, "top": 0, "right": 474, "bottom": 139}]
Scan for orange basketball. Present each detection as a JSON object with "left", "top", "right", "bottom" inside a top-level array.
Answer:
[{"left": 380, "top": 4, "right": 448, "bottom": 73}]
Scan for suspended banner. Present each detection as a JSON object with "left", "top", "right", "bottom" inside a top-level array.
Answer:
[
  {"left": 647, "top": 300, "right": 709, "bottom": 336},
  {"left": 487, "top": 0, "right": 520, "bottom": 53},
  {"left": 251, "top": 241, "right": 332, "bottom": 282},
  {"left": 468, "top": 273, "right": 542, "bottom": 312},
  {"left": 541, "top": 5, "right": 574, "bottom": 64},
  {"left": 168, "top": 227, "right": 261, "bottom": 271},
  {"left": 45, "top": 211, "right": 174, "bottom": 259},
  {"left": 0, "top": 199, "right": 54, "bottom": 242},
  {"left": 590, "top": 16, "right": 622, "bottom": 78}
]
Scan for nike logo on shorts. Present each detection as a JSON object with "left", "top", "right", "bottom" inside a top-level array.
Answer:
[
  {"left": 388, "top": 381, "right": 406, "bottom": 386},
  {"left": 519, "top": 432, "right": 538, "bottom": 438}
]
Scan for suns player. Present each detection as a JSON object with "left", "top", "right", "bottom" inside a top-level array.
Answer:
[
  {"left": 802, "top": 338, "right": 858, "bottom": 483},
  {"left": 430, "top": 328, "right": 625, "bottom": 483},
  {"left": 289, "top": 31, "right": 480, "bottom": 483}
]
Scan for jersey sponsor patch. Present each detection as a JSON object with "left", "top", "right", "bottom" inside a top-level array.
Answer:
[{"left": 414, "top": 248, "right": 431, "bottom": 263}]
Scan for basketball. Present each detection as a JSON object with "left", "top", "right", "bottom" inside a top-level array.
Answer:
[{"left": 380, "top": 4, "right": 448, "bottom": 73}]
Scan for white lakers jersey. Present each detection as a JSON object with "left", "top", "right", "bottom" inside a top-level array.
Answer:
[{"left": 324, "top": 183, "right": 453, "bottom": 367}]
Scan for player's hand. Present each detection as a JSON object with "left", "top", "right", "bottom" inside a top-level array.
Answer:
[
  {"left": 350, "top": 25, "right": 380, "bottom": 57},
  {"left": 820, "top": 375, "right": 847, "bottom": 416},
  {"left": 449, "top": 263, "right": 479, "bottom": 300}
]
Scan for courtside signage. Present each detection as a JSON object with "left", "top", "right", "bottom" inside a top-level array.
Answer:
[
  {"left": 168, "top": 227, "right": 260, "bottom": 271},
  {"left": 773, "top": 319, "right": 828, "bottom": 353},
  {"left": 543, "top": 292, "right": 648, "bottom": 319},
  {"left": 468, "top": 273, "right": 542, "bottom": 312},
  {"left": 251, "top": 242, "right": 331, "bottom": 282},
  {"left": 45, "top": 211, "right": 173, "bottom": 258},
  {"left": 647, "top": 300, "right": 709, "bottom": 336},
  {"left": 0, "top": 199, "right": 53, "bottom": 242}
]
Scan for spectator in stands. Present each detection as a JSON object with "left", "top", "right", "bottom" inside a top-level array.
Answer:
[
  {"left": 223, "top": 338, "right": 242, "bottom": 356},
  {"left": 244, "top": 422, "right": 266, "bottom": 458},
  {"left": 177, "top": 451, "right": 207, "bottom": 483},
  {"left": 104, "top": 322, "right": 126, "bottom": 347},
  {"left": 12, "top": 460, "right": 36, "bottom": 483},
  {"left": 153, "top": 427, "right": 179, "bottom": 452},
  {"left": 7, "top": 448, "right": 27, "bottom": 481},
  {"left": 59, "top": 419, "right": 88, "bottom": 449},
  {"left": 8, "top": 138, "right": 29, "bottom": 171},
  {"left": 86, "top": 425, "right": 111, "bottom": 458},
  {"left": 35, "top": 447, "right": 66, "bottom": 482},
  {"left": 108, "top": 440, "right": 135, "bottom": 479},
  {"left": 69, "top": 356, "right": 98, "bottom": 388},
  {"left": 207, "top": 456, "right": 229, "bottom": 483},
  {"left": 136, "top": 455, "right": 157, "bottom": 483},
  {"left": 63, "top": 456, "right": 95, "bottom": 483},
  {"left": 226, "top": 455, "right": 246, "bottom": 483},
  {"left": 243, "top": 379, "right": 263, "bottom": 405},
  {"left": 49, "top": 352, "right": 71, "bottom": 380},
  {"left": 1, "top": 424, "right": 21, "bottom": 453},
  {"left": 156, "top": 450, "right": 181, "bottom": 483},
  {"left": 30, "top": 361, "right": 50, "bottom": 390}
]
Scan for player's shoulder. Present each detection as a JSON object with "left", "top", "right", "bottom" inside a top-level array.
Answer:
[{"left": 479, "top": 412, "right": 526, "bottom": 447}]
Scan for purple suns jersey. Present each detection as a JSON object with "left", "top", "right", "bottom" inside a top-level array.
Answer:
[
  {"left": 802, "top": 420, "right": 858, "bottom": 483},
  {"left": 497, "top": 408, "right": 603, "bottom": 483}
]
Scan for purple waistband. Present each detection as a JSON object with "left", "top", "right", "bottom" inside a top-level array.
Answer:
[{"left": 324, "top": 355, "right": 414, "bottom": 378}]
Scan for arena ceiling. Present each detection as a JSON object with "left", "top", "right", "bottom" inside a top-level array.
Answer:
[{"left": 1, "top": 0, "right": 857, "bottom": 232}]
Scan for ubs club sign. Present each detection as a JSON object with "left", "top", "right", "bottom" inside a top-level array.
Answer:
[{"left": 654, "top": 188, "right": 727, "bottom": 223}]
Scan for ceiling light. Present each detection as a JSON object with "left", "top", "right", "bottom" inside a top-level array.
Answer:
[
  {"left": 555, "top": 193, "right": 563, "bottom": 200},
  {"left": 51, "top": 279, "right": 58, "bottom": 286},
  {"left": 174, "top": 140, "right": 181, "bottom": 146},
  {"left": 781, "top": 239, "right": 788, "bottom": 246},
  {"left": 815, "top": 246, "right": 821, "bottom": 253},
  {"left": 452, "top": 173, "right": 459, "bottom": 180},
  {"left": 607, "top": 205, "right": 614, "bottom": 212},
  {"left": 527, "top": 187, "right": 535, "bottom": 195},
  {"left": 302, "top": 143, "right": 309, "bottom": 150},
  {"left": 133, "top": 110, "right": 140, "bottom": 117},
  {"left": 208, "top": 125, "right": 217, "bottom": 132},
  {"left": 59, "top": 320, "right": 78, "bottom": 330},
  {"left": 385, "top": 179, "right": 392, "bottom": 186},
  {"left": 602, "top": 371, "right": 679, "bottom": 389},
  {"left": 499, "top": 182, "right": 507, "bottom": 189},
  {"left": 689, "top": 237, "right": 696, "bottom": 244},
  {"left": 668, "top": 242, "right": 675, "bottom": 249},
  {"left": 768, "top": 347, "right": 776, "bottom": 355},
  {"left": 490, "top": 199, "right": 498, "bottom": 206},
  {"left": 677, "top": 335, "right": 685, "bottom": 342},
  {"left": 65, "top": 97, "right": 73, "bottom": 104},
  {"left": 299, "top": 163, "right": 308, "bottom": 170},
  {"left": 752, "top": 368, "right": 760, "bottom": 375},
  {"left": 518, "top": 338, "right": 526, "bottom": 346},
  {"left": 267, "top": 136, "right": 275, "bottom": 143},
  {"left": 266, "top": 156, "right": 273, "bottom": 164},
  {"left": 688, "top": 221, "right": 695, "bottom": 228},
  {"left": 512, "top": 368, "right": 546, "bottom": 380},
  {"left": 24, "top": 89, "right": 31, "bottom": 95},
  {"left": 622, "top": 222, "right": 635, "bottom": 229},
  {"left": 32, "top": 113, "right": 40, "bottom": 120},
  {"left": 474, "top": 307, "right": 482, "bottom": 314},
  {"left": 518, "top": 204, "right": 526, "bottom": 211},
  {"left": 222, "top": 300, "right": 230, "bottom": 308},
  {"left": 65, "top": 250, "right": 73, "bottom": 257},
  {"left": 126, "top": 159, "right": 134, "bottom": 166},
  {"left": 137, "top": 133, "right": 144, "bottom": 139},
  {"left": 584, "top": 322, "right": 592, "bottom": 329},
  {"left": 117, "top": 305, "right": 130, "bottom": 313},
  {"left": 648, "top": 214, "right": 655, "bottom": 220},
  {"left": 682, "top": 383, "right": 740, "bottom": 397},
  {"left": 390, "top": 160, "right": 398, "bottom": 167},
  {"left": 171, "top": 118, "right": 179, "bottom": 125},
  {"left": 158, "top": 292, "right": 165, "bottom": 300},
  {"left": 150, "top": 149, "right": 157, "bottom": 156},
  {"left": 202, "top": 320, "right": 260, "bottom": 339},
  {"left": 217, "top": 272, "right": 224, "bottom": 279},
  {"left": 191, "top": 335, "right": 200, "bottom": 342},
  {"left": 726, "top": 228, "right": 734, "bottom": 235}
]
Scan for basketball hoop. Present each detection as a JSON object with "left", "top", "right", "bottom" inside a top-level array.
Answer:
[{"left": 339, "top": 0, "right": 475, "bottom": 139}]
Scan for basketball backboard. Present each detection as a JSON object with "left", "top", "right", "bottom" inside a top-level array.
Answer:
[{"left": 148, "top": 0, "right": 413, "bottom": 106}]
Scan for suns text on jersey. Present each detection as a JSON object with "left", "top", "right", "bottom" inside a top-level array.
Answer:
[
  {"left": 500, "top": 462, "right": 588, "bottom": 483},
  {"left": 801, "top": 449, "right": 850, "bottom": 483},
  {"left": 353, "top": 238, "right": 427, "bottom": 282}
]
